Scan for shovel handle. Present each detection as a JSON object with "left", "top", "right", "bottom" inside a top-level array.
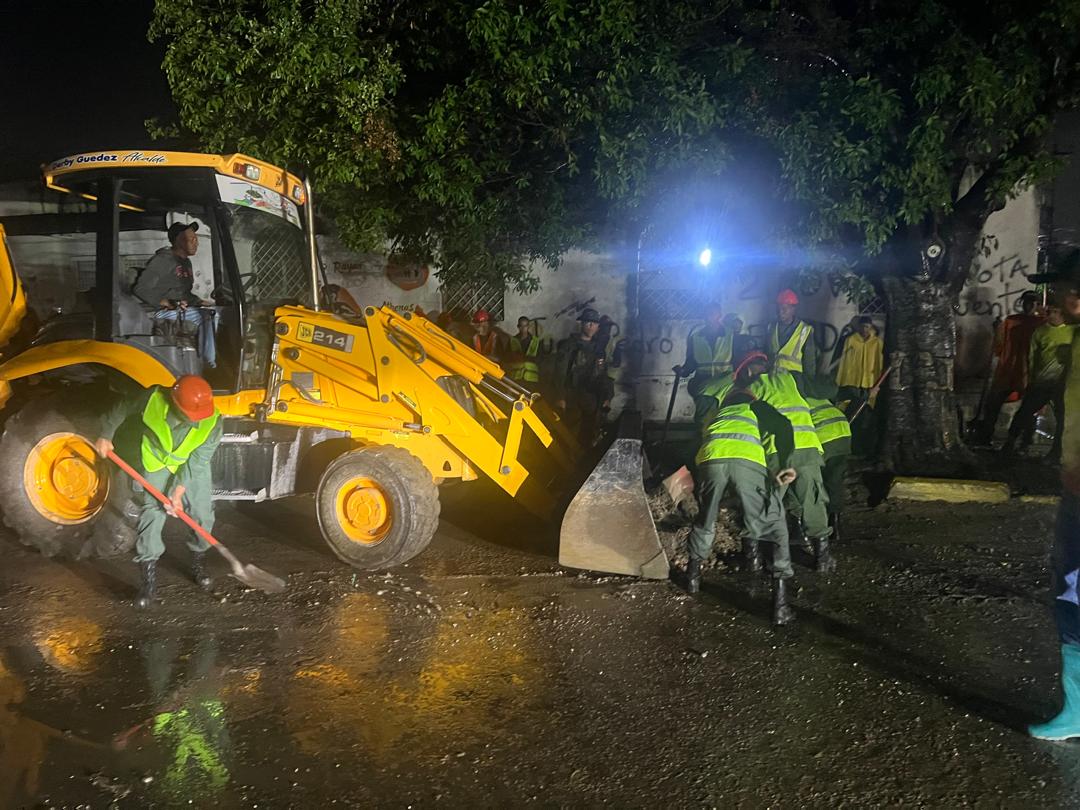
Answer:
[{"left": 105, "top": 449, "right": 222, "bottom": 551}]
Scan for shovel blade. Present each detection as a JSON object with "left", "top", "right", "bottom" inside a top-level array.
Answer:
[
  {"left": 231, "top": 564, "right": 287, "bottom": 594},
  {"left": 559, "top": 436, "right": 669, "bottom": 579}
]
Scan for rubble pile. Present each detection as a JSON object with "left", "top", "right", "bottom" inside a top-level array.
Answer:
[{"left": 646, "top": 484, "right": 741, "bottom": 570}]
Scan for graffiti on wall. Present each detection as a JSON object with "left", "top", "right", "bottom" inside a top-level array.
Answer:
[{"left": 957, "top": 253, "right": 1032, "bottom": 319}]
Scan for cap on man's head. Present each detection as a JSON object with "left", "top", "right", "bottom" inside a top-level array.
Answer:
[
  {"left": 857, "top": 315, "right": 873, "bottom": 325},
  {"left": 1020, "top": 290, "right": 1040, "bottom": 302},
  {"left": 167, "top": 221, "right": 199, "bottom": 244},
  {"left": 776, "top": 289, "right": 799, "bottom": 306},
  {"left": 577, "top": 307, "right": 600, "bottom": 324}
]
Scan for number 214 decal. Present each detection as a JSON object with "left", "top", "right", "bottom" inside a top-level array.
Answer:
[{"left": 296, "top": 322, "right": 354, "bottom": 352}]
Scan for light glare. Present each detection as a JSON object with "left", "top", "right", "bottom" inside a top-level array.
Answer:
[{"left": 698, "top": 248, "right": 712, "bottom": 267}]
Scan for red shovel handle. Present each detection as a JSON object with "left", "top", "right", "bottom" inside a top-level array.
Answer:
[{"left": 105, "top": 448, "right": 220, "bottom": 549}]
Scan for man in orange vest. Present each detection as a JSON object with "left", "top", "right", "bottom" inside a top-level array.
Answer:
[
  {"left": 95, "top": 376, "right": 222, "bottom": 608},
  {"left": 471, "top": 309, "right": 505, "bottom": 361}
]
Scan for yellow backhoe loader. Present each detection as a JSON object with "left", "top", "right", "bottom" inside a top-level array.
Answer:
[{"left": 0, "top": 149, "right": 668, "bottom": 577}]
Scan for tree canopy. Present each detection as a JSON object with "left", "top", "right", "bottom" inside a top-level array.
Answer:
[{"left": 152, "top": 0, "right": 1080, "bottom": 290}]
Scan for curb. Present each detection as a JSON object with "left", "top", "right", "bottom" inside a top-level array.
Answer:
[{"left": 888, "top": 477, "right": 1011, "bottom": 504}]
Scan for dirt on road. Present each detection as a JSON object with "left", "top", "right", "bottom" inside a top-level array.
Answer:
[{"left": 0, "top": 473, "right": 1075, "bottom": 808}]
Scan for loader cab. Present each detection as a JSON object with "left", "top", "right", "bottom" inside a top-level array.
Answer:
[{"left": 6, "top": 151, "right": 312, "bottom": 393}]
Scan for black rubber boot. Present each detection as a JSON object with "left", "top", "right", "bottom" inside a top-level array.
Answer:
[
  {"left": 772, "top": 577, "right": 795, "bottom": 625},
  {"left": 742, "top": 538, "right": 762, "bottom": 573},
  {"left": 135, "top": 560, "right": 157, "bottom": 609},
  {"left": 813, "top": 536, "right": 837, "bottom": 573},
  {"left": 685, "top": 557, "right": 701, "bottom": 594},
  {"left": 829, "top": 512, "right": 841, "bottom": 545},
  {"left": 192, "top": 551, "right": 212, "bottom": 590}
]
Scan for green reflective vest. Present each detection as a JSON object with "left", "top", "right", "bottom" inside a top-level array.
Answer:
[
  {"left": 696, "top": 402, "right": 766, "bottom": 468},
  {"left": 690, "top": 329, "right": 733, "bottom": 378},
  {"left": 696, "top": 372, "right": 736, "bottom": 428},
  {"left": 770, "top": 320, "right": 813, "bottom": 372},
  {"left": 141, "top": 388, "right": 220, "bottom": 474},
  {"left": 749, "top": 372, "right": 823, "bottom": 454},
  {"left": 807, "top": 397, "right": 852, "bottom": 458},
  {"left": 508, "top": 335, "right": 541, "bottom": 382}
]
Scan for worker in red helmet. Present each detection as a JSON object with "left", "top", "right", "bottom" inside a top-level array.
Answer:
[
  {"left": 769, "top": 289, "right": 818, "bottom": 385},
  {"left": 95, "top": 375, "right": 223, "bottom": 608},
  {"left": 471, "top": 309, "right": 505, "bottom": 361}
]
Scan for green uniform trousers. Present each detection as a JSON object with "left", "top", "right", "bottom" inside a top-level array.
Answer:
[
  {"left": 821, "top": 452, "right": 850, "bottom": 516},
  {"left": 774, "top": 448, "right": 832, "bottom": 541},
  {"left": 134, "top": 467, "right": 213, "bottom": 563},
  {"left": 689, "top": 460, "right": 793, "bottom": 579}
]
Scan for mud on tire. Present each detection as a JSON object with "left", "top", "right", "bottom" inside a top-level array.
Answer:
[
  {"left": 0, "top": 398, "right": 108, "bottom": 557},
  {"left": 315, "top": 445, "right": 440, "bottom": 570}
]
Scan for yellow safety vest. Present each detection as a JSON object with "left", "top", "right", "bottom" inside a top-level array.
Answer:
[
  {"left": 141, "top": 388, "right": 220, "bottom": 474},
  {"left": 749, "top": 372, "right": 823, "bottom": 454},
  {"left": 695, "top": 402, "right": 766, "bottom": 468},
  {"left": 807, "top": 397, "right": 852, "bottom": 458},
  {"left": 770, "top": 320, "right": 813, "bottom": 373},
  {"left": 508, "top": 335, "right": 541, "bottom": 383},
  {"left": 695, "top": 372, "right": 736, "bottom": 429},
  {"left": 690, "top": 329, "right": 733, "bottom": 378}
]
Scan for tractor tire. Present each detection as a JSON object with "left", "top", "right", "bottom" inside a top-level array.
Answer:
[
  {"left": 315, "top": 445, "right": 440, "bottom": 570},
  {"left": 0, "top": 398, "right": 110, "bottom": 557}
]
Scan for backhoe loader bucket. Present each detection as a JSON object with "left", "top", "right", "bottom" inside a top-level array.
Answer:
[{"left": 559, "top": 411, "right": 669, "bottom": 578}]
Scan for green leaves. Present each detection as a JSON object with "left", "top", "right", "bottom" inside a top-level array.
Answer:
[{"left": 152, "top": 0, "right": 1080, "bottom": 289}]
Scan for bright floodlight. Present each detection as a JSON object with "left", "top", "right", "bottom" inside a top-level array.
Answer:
[{"left": 698, "top": 248, "right": 712, "bottom": 267}]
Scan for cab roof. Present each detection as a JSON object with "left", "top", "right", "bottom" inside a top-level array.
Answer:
[{"left": 42, "top": 150, "right": 305, "bottom": 204}]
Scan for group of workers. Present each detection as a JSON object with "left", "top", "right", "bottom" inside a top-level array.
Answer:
[
  {"left": 679, "top": 289, "right": 858, "bottom": 626},
  {"left": 974, "top": 289, "right": 1073, "bottom": 461}
]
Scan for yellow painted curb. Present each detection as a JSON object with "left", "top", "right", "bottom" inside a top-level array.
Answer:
[
  {"left": 1017, "top": 494, "right": 1060, "bottom": 505},
  {"left": 889, "top": 477, "right": 1010, "bottom": 504}
]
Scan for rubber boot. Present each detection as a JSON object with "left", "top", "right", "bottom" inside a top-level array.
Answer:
[
  {"left": 813, "top": 535, "right": 837, "bottom": 573},
  {"left": 685, "top": 557, "right": 701, "bottom": 594},
  {"left": 1000, "top": 436, "right": 1017, "bottom": 457},
  {"left": 772, "top": 577, "right": 795, "bottom": 626},
  {"left": 192, "top": 551, "right": 212, "bottom": 590},
  {"left": 742, "top": 538, "right": 762, "bottom": 573},
  {"left": 135, "top": 561, "right": 157, "bottom": 609},
  {"left": 829, "top": 513, "right": 841, "bottom": 545},
  {"left": 1030, "top": 645, "right": 1080, "bottom": 740}
]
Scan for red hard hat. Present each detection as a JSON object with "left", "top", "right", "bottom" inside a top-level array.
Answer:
[
  {"left": 171, "top": 375, "right": 215, "bottom": 421},
  {"left": 472, "top": 309, "right": 491, "bottom": 323},
  {"left": 735, "top": 351, "right": 769, "bottom": 380},
  {"left": 776, "top": 289, "right": 799, "bottom": 306}
]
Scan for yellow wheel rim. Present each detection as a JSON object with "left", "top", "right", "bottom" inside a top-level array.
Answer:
[
  {"left": 24, "top": 432, "right": 108, "bottom": 525},
  {"left": 335, "top": 476, "right": 392, "bottom": 544}
]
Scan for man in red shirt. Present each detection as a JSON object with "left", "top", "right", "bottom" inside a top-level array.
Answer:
[{"left": 975, "top": 290, "right": 1043, "bottom": 444}]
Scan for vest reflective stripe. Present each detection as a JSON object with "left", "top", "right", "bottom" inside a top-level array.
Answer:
[
  {"left": 508, "top": 335, "right": 540, "bottom": 382},
  {"left": 807, "top": 397, "right": 852, "bottom": 446},
  {"left": 691, "top": 331, "right": 733, "bottom": 376},
  {"left": 749, "top": 373, "right": 823, "bottom": 453},
  {"left": 141, "top": 389, "right": 220, "bottom": 474},
  {"left": 770, "top": 321, "right": 813, "bottom": 372},
  {"left": 696, "top": 403, "right": 767, "bottom": 467}
]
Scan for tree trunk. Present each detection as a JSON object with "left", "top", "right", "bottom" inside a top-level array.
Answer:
[{"left": 880, "top": 274, "right": 966, "bottom": 471}]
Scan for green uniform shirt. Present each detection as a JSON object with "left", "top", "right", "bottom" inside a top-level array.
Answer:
[{"left": 100, "top": 386, "right": 223, "bottom": 491}]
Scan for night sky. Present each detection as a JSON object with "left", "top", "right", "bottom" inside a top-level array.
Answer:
[{"left": 0, "top": 1, "right": 175, "bottom": 180}]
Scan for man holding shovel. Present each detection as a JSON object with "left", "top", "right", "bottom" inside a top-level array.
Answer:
[{"left": 95, "top": 375, "right": 222, "bottom": 609}]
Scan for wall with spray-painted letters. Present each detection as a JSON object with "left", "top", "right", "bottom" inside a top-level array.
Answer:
[{"left": 318, "top": 187, "right": 1039, "bottom": 423}]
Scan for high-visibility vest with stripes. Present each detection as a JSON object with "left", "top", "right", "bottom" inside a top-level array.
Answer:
[
  {"left": 770, "top": 320, "right": 813, "bottom": 372},
  {"left": 807, "top": 397, "right": 852, "bottom": 458},
  {"left": 749, "top": 372, "right": 823, "bottom": 454},
  {"left": 696, "top": 402, "right": 766, "bottom": 468},
  {"left": 690, "top": 329, "right": 733, "bottom": 378},
  {"left": 695, "top": 373, "right": 736, "bottom": 428},
  {"left": 508, "top": 335, "right": 541, "bottom": 383},
  {"left": 141, "top": 388, "right": 220, "bottom": 474}
]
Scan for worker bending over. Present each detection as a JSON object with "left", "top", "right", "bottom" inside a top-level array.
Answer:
[
  {"left": 95, "top": 375, "right": 222, "bottom": 609},
  {"left": 746, "top": 356, "right": 835, "bottom": 572},
  {"left": 806, "top": 380, "right": 853, "bottom": 544},
  {"left": 686, "top": 365, "right": 798, "bottom": 625}
]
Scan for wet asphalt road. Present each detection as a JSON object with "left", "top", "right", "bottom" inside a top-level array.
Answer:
[{"left": 0, "top": 482, "right": 1077, "bottom": 808}]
